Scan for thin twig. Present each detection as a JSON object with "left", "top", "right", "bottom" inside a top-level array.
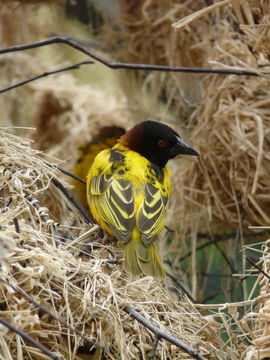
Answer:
[
  {"left": 197, "top": 230, "right": 270, "bottom": 240},
  {"left": 148, "top": 334, "right": 161, "bottom": 359},
  {"left": 201, "top": 288, "right": 233, "bottom": 304},
  {"left": 44, "top": 162, "right": 86, "bottom": 185},
  {"left": 26, "top": 194, "right": 57, "bottom": 226},
  {"left": 121, "top": 303, "right": 206, "bottom": 360},
  {"left": 214, "top": 241, "right": 235, "bottom": 274},
  {"left": 104, "top": 259, "right": 121, "bottom": 264},
  {"left": 0, "top": 318, "right": 60, "bottom": 360},
  {"left": 201, "top": 272, "right": 232, "bottom": 278},
  {"left": 0, "top": 36, "right": 267, "bottom": 79},
  {"left": 0, "top": 277, "right": 107, "bottom": 351},
  {"left": 13, "top": 217, "right": 20, "bottom": 233},
  {"left": 0, "top": 61, "right": 93, "bottom": 94},
  {"left": 179, "top": 230, "right": 270, "bottom": 262},
  {"left": 164, "top": 225, "right": 175, "bottom": 233},
  {"left": 51, "top": 177, "right": 93, "bottom": 224},
  {"left": 55, "top": 35, "right": 103, "bottom": 49},
  {"left": 57, "top": 166, "right": 86, "bottom": 184},
  {"left": 165, "top": 270, "right": 196, "bottom": 303},
  {"left": 246, "top": 255, "right": 270, "bottom": 281}
]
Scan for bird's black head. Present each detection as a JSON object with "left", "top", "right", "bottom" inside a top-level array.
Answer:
[{"left": 119, "top": 120, "right": 199, "bottom": 168}]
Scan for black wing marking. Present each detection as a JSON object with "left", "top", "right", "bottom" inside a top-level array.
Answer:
[
  {"left": 90, "top": 175, "right": 135, "bottom": 243},
  {"left": 137, "top": 183, "right": 169, "bottom": 246}
]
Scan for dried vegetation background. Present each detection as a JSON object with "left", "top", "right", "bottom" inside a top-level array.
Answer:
[{"left": 1, "top": 0, "right": 270, "bottom": 359}]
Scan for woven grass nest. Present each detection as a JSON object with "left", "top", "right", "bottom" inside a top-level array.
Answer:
[
  {"left": 174, "top": 16, "right": 270, "bottom": 232},
  {"left": 0, "top": 128, "right": 241, "bottom": 360},
  {"left": 1, "top": 1, "right": 270, "bottom": 359}
]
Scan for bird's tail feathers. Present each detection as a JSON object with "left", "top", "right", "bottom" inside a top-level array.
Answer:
[{"left": 123, "top": 240, "right": 165, "bottom": 280}]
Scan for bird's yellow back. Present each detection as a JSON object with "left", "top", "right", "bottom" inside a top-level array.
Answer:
[{"left": 87, "top": 143, "right": 171, "bottom": 279}]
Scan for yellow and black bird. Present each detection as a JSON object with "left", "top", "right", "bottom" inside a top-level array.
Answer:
[
  {"left": 87, "top": 121, "right": 198, "bottom": 279},
  {"left": 71, "top": 126, "right": 125, "bottom": 208}
]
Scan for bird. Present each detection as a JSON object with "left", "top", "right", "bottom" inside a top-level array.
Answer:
[
  {"left": 71, "top": 126, "right": 125, "bottom": 208},
  {"left": 86, "top": 120, "right": 198, "bottom": 279}
]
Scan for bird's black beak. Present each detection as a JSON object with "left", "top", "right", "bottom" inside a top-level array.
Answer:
[{"left": 170, "top": 136, "right": 199, "bottom": 157}]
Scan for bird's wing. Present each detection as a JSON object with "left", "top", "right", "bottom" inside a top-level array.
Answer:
[
  {"left": 137, "top": 182, "right": 169, "bottom": 246},
  {"left": 90, "top": 174, "right": 135, "bottom": 242}
]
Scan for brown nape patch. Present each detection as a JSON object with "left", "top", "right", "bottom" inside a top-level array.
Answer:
[
  {"left": 118, "top": 122, "right": 144, "bottom": 153},
  {"left": 33, "top": 91, "right": 71, "bottom": 151}
]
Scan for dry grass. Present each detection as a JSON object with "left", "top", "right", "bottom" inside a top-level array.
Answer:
[
  {"left": 0, "top": 1, "right": 61, "bottom": 46},
  {"left": 0, "top": 0, "right": 65, "bottom": 131},
  {"left": 0, "top": 127, "right": 240, "bottom": 360},
  {"left": 1, "top": 1, "right": 270, "bottom": 359},
  {"left": 174, "top": 2, "right": 270, "bottom": 231},
  {"left": 169, "top": 2, "right": 270, "bottom": 357},
  {"left": 31, "top": 74, "right": 129, "bottom": 170},
  {"left": 99, "top": 0, "right": 216, "bottom": 121}
]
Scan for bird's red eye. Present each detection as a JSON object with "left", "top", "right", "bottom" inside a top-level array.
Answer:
[{"left": 157, "top": 139, "right": 166, "bottom": 148}]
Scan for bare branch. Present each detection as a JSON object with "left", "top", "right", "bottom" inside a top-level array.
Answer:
[
  {"left": 51, "top": 177, "right": 93, "bottom": 224},
  {"left": 0, "top": 36, "right": 266, "bottom": 77},
  {"left": 121, "top": 303, "right": 207, "bottom": 360},
  {"left": 13, "top": 217, "right": 20, "bottom": 233},
  {"left": 55, "top": 166, "right": 86, "bottom": 185},
  {"left": 26, "top": 193, "right": 58, "bottom": 226},
  {"left": 148, "top": 334, "right": 161, "bottom": 359},
  {"left": 179, "top": 230, "right": 270, "bottom": 262},
  {"left": 213, "top": 241, "right": 235, "bottom": 274},
  {"left": 0, "top": 61, "right": 93, "bottom": 94},
  {"left": 164, "top": 225, "right": 175, "bottom": 233},
  {"left": 0, "top": 318, "right": 60, "bottom": 360},
  {"left": 165, "top": 270, "right": 196, "bottom": 303},
  {"left": 201, "top": 287, "right": 233, "bottom": 304},
  {"left": 246, "top": 255, "right": 270, "bottom": 281}
]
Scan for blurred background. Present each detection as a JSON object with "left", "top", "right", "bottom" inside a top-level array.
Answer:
[{"left": 1, "top": 0, "right": 270, "bottom": 308}]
